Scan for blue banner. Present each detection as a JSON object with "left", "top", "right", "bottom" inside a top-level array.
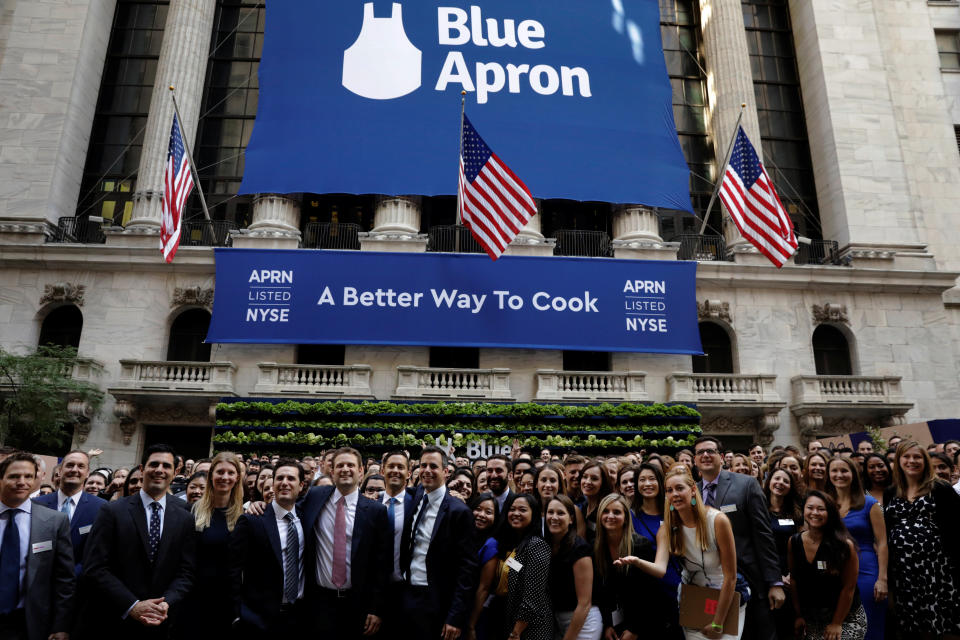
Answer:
[
  {"left": 239, "top": 0, "right": 692, "bottom": 211},
  {"left": 207, "top": 249, "right": 702, "bottom": 354}
]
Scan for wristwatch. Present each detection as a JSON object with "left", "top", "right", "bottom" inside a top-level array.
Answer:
[{"left": 710, "top": 621, "right": 723, "bottom": 633}]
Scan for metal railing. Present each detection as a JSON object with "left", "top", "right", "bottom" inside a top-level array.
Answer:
[
  {"left": 677, "top": 234, "right": 727, "bottom": 261},
  {"left": 552, "top": 230, "right": 613, "bottom": 257},
  {"left": 50, "top": 217, "right": 107, "bottom": 244},
  {"left": 302, "top": 222, "right": 361, "bottom": 250},
  {"left": 795, "top": 240, "right": 841, "bottom": 265},
  {"left": 427, "top": 225, "right": 484, "bottom": 253},
  {"left": 179, "top": 219, "right": 238, "bottom": 247}
]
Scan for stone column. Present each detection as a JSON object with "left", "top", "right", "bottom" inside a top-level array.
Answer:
[
  {"left": 360, "top": 196, "right": 427, "bottom": 252},
  {"left": 125, "top": 0, "right": 216, "bottom": 232},
  {"left": 611, "top": 205, "right": 677, "bottom": 260},
  {"left": 698, "top": 0, "right": 761, "bottom": 255},
  {"left": 231, "top": 194, "right": 301, "bottom": 249},
  {"left": 505, "top": 203, "right": 554, "bottom": 257}
]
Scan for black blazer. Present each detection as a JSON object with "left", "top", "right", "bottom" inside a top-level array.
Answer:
[
  {"left": 299, "top": 485, "right": 391, "bottom": 615},
  {"left": 230, "top": 502, "right": 302, "bottom": 630},
  {"left": 34, "top": 490, "right": 106, "bottom": 575},
  {"left": 699, "top": 470, "right": 780, "bottom": 595},
  {"left": 400, "top": 488, "right": 478, "bottom": 629},
  {"left": 81, "top": 493, "right": 197, "bottom": 634}
]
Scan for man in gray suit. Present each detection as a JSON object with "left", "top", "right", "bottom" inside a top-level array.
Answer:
[
  {"left": 693, "top": 436, "right": 784, "bottom": 640},
  {"left": 0, "top": 452, "right": 75, "bottom": 640}
]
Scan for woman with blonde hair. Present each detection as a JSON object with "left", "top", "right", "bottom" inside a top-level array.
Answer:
[
  {"left": 182, "top": 451, "right": 244, "bottom": 638},
  {"left": 594, "top": 494, "right": 678, "bottom": 639},
  {"left": 621, "top": 467, "right": 744, "bottom": 639}
]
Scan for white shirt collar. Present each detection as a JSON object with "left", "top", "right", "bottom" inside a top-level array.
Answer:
[
  {"left": 333, "top": 487, "right": 359, "bottom": 506},
  {"left": 139, "top": 489, "right": 167, "bottom": 511},
  {"left": 58, "top": 489, "right": 81, "bottom": 508},
  {"left": 0, "top": 499, "right": 31, "bottom": 515},
  {"left": 424, "top": 484, "right": 446, "bottom": 503},
  {"left": 274, "top": 502, "right": 297, "bottom": 521}
]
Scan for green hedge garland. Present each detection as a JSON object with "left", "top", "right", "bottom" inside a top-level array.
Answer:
[{"left": 214, "top": 399, "right": 701, "bottom": 453}]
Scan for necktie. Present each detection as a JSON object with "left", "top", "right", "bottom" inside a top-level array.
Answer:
[
  {"left": 408, "top": 493, "right": 430, "bottom": 555},
  {"left": 703, "top": 482, "right": 717, "bottom": 507},
  {"left": 387, "top": 497, "right": 398, "bottom": 537},
  {"left": 332, "top": 496, "right": 347, "bottom": 588},
  {"left": 61, "top": 498, "right": 74, "bottom": 521},
  {"left": 148, "top": 502, "right": 162, "bottom": 562},
  {"left": 283, "top": 513, "right": 299, "bottom": 603},
  {"left": 0, "top": 509, "right": 21, "bottom": 614}
]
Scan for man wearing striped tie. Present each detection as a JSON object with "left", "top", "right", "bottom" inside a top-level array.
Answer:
[
  {"left": 230, "top": 459, "right": 307, "bottom": 636},
  {"left": 33, "top": 450, "right": 107, "bottom": 576}
]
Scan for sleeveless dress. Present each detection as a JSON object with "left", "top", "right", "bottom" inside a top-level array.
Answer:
[
  {"left": 790, "top": 532, "right": 867, "bottom": 640},
  {"left": 678, "top": 509, "right": 746, "bottom": 640},
  {"left": 842, "top": 494, "right": 885, "bottom": 640}
]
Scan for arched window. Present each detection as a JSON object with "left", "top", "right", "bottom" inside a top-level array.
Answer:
[
  {"left": 812, "top": 325, "right": 852, "bottom": 375},
  {"left": 38, "top": 306, "right": 83, "bottom": 348},
  {"left": 692, "top": 322, "right": 733, "bottom": 374},
  {"left": 167, "top": 309, "right": 211, "bottom": 362}
]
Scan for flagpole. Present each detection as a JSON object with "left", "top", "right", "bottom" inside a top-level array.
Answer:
[
  {"left": 699, "top": 102, "right": 746, "bottom": 236},
  {"left": 169, "top": 85, "right": 211, "bottom": 223},
  {"left": 455, "top": 91, "right": 466, "bottom": 253}
]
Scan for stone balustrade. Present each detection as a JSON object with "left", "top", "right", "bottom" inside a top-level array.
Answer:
[
  {"left": 113, "top": 360, "right": 236, "bottom": 393},
  {"left": 395, "top": 366, "right": 512, "bottom": 399},
  {"left": 255, "top": 363, "right": 373, "bottom": 398},
  {"left": 667, "top": 373, "right": 780, "bottom": 403},
  {"left": 791, "top": 375, "right": 905, "bottom": 405},
  {"left": 535, "top": 370, "right": 648, "bottom": 401}
]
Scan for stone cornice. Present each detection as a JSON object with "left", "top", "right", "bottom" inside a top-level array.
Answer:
[{"left": 1, "top": 243, "right": 958, "bottom": 295}]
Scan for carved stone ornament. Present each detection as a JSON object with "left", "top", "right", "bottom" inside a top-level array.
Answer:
[
  {"left": 756, "top": 412, "right": 781, "bottom": 447},
  {"left": 697, "top": 300, "right": 731, "bottom": 323},
  {"left": 172, "top": 286, "right": 214, "bottom": 308},
  {"left": 797, "top": 413, "right": 824, "bottom": 445},
  {"left": 812, "top": 303, "right": 849, "bottom": 324},
  {"left": 113, "top": 400, "right": 137, "bottom": 445},
  {"left": 823, "top": 417, "right": 866, "bottom": 434},
  {"left": 701, "top": 416, "right": 754, "bottom": 433},
  {"left": 139, "top": 405, "right": 215, "bottom": 426},
  {"left": 70, "top": 399, "right": 94, "bottom": 443},
  {"left": 40, "top": 282, "right": 85, "bottom": 307}
]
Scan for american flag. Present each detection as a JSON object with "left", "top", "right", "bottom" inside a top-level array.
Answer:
[
  {"left": 458, "top": 115, "right": 536, "bottom": 260},
  {"left": 160, "top": 113, "right": 194, "bottom": 263},
  {"left": 718, "top": 127, "right": 798, "bottom": 268}
]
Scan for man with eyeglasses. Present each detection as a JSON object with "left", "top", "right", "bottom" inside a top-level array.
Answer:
[{"left": 693, "top": 436, "right": 784, "bottom": 640}]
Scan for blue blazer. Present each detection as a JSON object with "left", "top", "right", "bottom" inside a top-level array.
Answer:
[{"left": 34, "top": 490, "right": 107, "bottom": 575}]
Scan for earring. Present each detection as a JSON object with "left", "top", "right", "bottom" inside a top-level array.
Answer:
[
  {"left": 669, "top": 505, "right": 675, "bottom": 511},
  {"left": 691, "top": 497, "right": 697, "bottom": 506}
]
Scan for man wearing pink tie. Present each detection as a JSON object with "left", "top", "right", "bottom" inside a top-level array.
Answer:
[{"left": 300, "top": 447, "right": 390, "bottom": 638}]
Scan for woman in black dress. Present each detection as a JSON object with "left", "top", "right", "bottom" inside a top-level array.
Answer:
[
  {"left": 578, "top": 460, "right": 613, "bottom": 544},
  {"left": 546, "top": 495, "right": 602, "bottom": 640},
  {"left": 764, "top": 468, "right": 802, "bottom": 640},
  {"left": 502, "top": 494, "right": 553, "bottom": 640},
  {"left": 883, "top": 441, "right": 960, "bottom": 638},
  {"left": 182, "top": 451, "right": 244, "bottom": 638},
  {"left": 788, "top": 491, "right": 866, "bottom": 640}
]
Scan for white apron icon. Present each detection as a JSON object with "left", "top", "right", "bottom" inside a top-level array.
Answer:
[{"left": 342, "top": 3, "right": 421, "bottom": 100}]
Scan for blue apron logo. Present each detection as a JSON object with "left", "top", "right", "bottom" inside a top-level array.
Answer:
[{"left": 342, "top": 3, "right": 422, "bottom": 100}]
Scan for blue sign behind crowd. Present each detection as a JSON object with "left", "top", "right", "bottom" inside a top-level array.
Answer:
[
  {"left": 207, "top": 249, "right": 702, "bottom": 355},
  {"left": 239, "top": 0, "right": 693, "bottom": 211}
]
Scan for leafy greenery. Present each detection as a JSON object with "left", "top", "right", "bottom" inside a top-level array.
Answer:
[{"left": 0, "top": 345, "right": 104, "bottom": 451}]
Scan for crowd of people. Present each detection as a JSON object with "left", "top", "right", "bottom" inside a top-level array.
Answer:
[{"left": 0, "top": 435, "right": 958, "bottom": 640}]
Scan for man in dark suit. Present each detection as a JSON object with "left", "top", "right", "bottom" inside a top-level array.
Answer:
[
  {"left": 694, "top": 436, "right": 784, "bottom": 640},
  {"left": 401, "top": 445, "right": 478, "bottom": 640},
  {"left": 33, "top": 450, "right": 106, "bottom": 575},
  {"left": 485, "top": 454, "right": 516, "bottom": 514},
  {"left": 300, "top": 447, "right": 390, "bottom": 639},
  {"left": 0, "top": 452, "right": 75, "bottom": 640},
  {"left": 378, "top": 450, "right": 414, "bottom": 637},
  {"left": 80, "top": 443, "right": 197, "bottom": 638},
  {"left": 231, "top": 459, "right": 306, "bottom": 636}
]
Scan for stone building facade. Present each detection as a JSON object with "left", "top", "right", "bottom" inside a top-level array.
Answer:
[{"left": 2, "top": 0, "right": 960, "bottom": 467}]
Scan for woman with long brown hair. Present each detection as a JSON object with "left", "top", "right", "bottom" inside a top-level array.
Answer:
[
  {"left": 181, "top": 451, "right": 244, "bottom": 638},
  {"left": 578, "top": 459, "right": 613, "bottom": 544},
  {"left": 883, "top": 441, "right": 960, "bottom": 638},
  {"left": 803, "top": 451, "right": 830, "bottom": 493}
]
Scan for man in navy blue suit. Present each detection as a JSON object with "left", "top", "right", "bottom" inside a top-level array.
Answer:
[
  {"left": 300, "top": 447, "right": 390, "bottom": 639},
  {"left": 33, "top": 450, "right": 106, "bottom": 575},
  {"left": 401, "top": 445, "right": 477, "bottom": 640},
  {"left": 231, "top": 459, "right": 306, "bottom": 636},
  {"left": 378, "top": 450, "right": 414, "bottom": 637}
]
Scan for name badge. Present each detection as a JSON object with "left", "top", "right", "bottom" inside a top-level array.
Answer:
[
  {"left": 612, "top": 608, "right": 625, "bottom": 627},
  {"left": 79, "top": 525, "right": 92, "bottom": 535},
  {"left": 778, "top": 518, "right": 794, "bottom": 527},
  {"left": 505, "top": 556, "right": 523, "bottom": 572},
  {"left": 816, "top": 561, "right": 827, "bottom": 571},
  {"left": 32, "top": 540, "right": 53, "bottom": 554},
  {"left": 720, "top": 504, "right": 737, "bottom": 513}
]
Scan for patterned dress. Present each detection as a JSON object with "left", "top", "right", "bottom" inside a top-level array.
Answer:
[
  {"left": 885, "top": 493, "right": 960, "bottom": 635},
  {"left": 504, "top": 535, "right": 553, "bottom": 640}
]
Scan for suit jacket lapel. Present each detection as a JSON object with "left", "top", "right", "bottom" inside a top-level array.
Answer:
[
  {"left": 351, "top": 498, "right": 370, "bottom": 565},
  {"left": 428, "top": 495, "right": 450, "bottom": 543},
  {"left": 128, "top": 496, "right": 152, "bottom": 560},
  {"left": 155, "top": 500, "right": 183, "bottom": 567},
  {"left": 25, "top": 507, "right": 48, "bottom": 592},
  {"left": 714, "top": 471, "right": 732, "bottom": 507},
  {"left": 265, "top": 503, "right": 283, "bottom": 567}
]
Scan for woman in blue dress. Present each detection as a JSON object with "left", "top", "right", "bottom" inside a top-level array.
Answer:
[
  {"left": 826, "top": 456, "right": 888, "bottom": 640},
  {"left": 629, "top": 462, "right": 682, "bottom": 639}
]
